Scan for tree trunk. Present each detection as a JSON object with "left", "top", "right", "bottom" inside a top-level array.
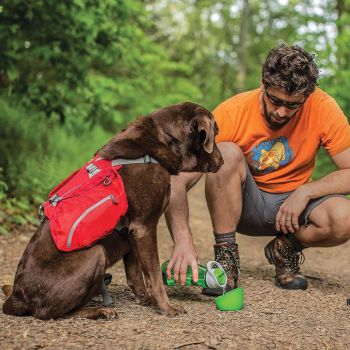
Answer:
[{"left": 236, "top": 0, "right": 250, "bottom": 92}]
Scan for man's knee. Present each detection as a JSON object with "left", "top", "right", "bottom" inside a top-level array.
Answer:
[
  {"left": 312, "top": 200, "right": 350, "bottom": 244},
  {"left": 328, "top": 202, "right": 350, "bottom": 244},
  {"left": 214, "top": 142, "right": 246, "bottom": 179}
]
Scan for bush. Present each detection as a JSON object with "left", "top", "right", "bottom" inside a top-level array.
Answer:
[
  {"left": 0, "top": 98, "right": 114, "bottom": 233},
  {"left": 1, "top": 98, "right": 115, "bottom": 198}
]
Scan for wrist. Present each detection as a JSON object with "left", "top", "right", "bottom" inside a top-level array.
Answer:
[
  {"left": 173, "top": 230, "right": 193, "bottom": 245},
  {"left": 299, "top": 183, "right": 314, "bottom": 200}
]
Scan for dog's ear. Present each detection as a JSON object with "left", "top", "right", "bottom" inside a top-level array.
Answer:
[
  {"left": 149, "top": 119, "right": 183, "bottom": 175},
  {"left": 195, "top": 114, "right": 215, "bottom": 154}
]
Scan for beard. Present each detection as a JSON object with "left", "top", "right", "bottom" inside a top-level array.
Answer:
[{"left": 262, "top": 99, "right": 293, "bottom": 130}]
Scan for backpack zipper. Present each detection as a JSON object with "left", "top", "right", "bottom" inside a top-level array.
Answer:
[
  {"left": 46, "top": 184, "right": 82, "bottom": 209},
  {"left": 47, "top": 172, "right": 113, "bottom": 210},
  {"left": 66, "top": 194, "right": 117, "bottom": 248}
]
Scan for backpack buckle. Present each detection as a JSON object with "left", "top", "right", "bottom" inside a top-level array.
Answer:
[
  {"left": 86, "top": 163, "right": 101, "bottom": 178},
  {"left": 49, "top": 194, "right": 61, "bottom": 207},
  {"left": 144, "top": 155, "right": 152, "bottom": 163}
]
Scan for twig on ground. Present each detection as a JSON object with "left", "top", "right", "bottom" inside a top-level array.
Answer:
[
  {"left": 173, "top": 340, "right": 206, "bottom": 349},
  {"left": 305, "top": 274, "right": 323, "bottom": 281}
]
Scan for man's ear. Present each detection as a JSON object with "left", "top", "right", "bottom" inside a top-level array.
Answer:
[{"left": 196, "top": 117, "right": 214, "bottom": 154}]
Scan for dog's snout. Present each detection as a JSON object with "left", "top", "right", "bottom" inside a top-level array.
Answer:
[
  {"left": 207, "top": 146, "right": 224, "bottom": 173},
  {"left": 209, "top": 157, "right": 224, "bottom": 173}
]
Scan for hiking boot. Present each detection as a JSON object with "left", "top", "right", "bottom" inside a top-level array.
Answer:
[
  {"left": 202, "top": 242, "right": 240, "bottom": 296},
  {"left": 264, "top": 235, "right": 308, "bottom": 290}
]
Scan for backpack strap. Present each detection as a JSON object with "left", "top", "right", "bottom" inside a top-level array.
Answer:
[
  {"left": 87, "top": 155, "right": 159, "bottom": 178},
  {"left": 111, "top": 155, "right": 159, "bottom": 166}
]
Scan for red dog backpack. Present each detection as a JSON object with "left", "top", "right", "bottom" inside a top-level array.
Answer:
[{"left": 41, "top": 155, "right": 128, "bottom": 252}]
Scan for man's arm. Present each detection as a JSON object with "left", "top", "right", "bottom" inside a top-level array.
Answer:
[
  {"left": 305, "top": 147, "right": 350, "bottom": 195},
  {"left": 164, "top": 172, "right": 203, "bottom": 285},
  {"left": 276, "top": 147, "right": 350, "bottom": 233}
]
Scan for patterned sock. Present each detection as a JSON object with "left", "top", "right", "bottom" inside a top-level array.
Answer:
[
  {"left": 287, "top": 233, "right": 305, "bottom": 251},
  {"left": 214, "top": 231, "right": 236, "bottom": 245}
]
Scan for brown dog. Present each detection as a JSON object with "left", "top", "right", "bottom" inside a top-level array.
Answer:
[{"left": 2, "top": 102, "right": 223, "bottom": 320}]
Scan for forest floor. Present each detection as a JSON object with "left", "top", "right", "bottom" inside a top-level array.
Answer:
[{"left": 1, "top": 179, "right": 350, "bottom": 349}]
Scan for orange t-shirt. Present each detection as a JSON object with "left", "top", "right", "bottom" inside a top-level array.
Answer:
[{"left": 213, "top": 88, "right": 350, "bottom": 193}]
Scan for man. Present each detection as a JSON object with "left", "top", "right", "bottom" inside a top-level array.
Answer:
[{"left": 165, "top": 44, "right": 350, "bottom": 295}]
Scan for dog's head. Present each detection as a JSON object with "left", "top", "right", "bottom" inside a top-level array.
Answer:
[
  {"left": 99, "top": 102, "right": 224, "bottom": 175},
  {"left": 149, "top": 102, "right": 224, "bottom": 174}
]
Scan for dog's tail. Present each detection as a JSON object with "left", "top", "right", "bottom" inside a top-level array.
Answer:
[{"left": 2, "top": 285, "right": 13, "bottom": 298}]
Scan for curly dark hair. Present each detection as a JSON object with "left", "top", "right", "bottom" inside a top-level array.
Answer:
[{"left": 262, "top": 44, "right": 319, "bottom": 96}]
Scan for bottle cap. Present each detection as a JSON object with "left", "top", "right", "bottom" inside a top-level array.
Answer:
[{"left": 206, "top": 261, "right": 227, "bottom": 288}]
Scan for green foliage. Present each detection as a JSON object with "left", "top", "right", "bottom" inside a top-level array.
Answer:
[
  {"left": 313, "top": 148, "right": 337, "bottom": 180},
  {"left": 0, "top": 0, "right": 204, "bottom": 233},
  {"left": 0, "top": 196, "right": 39, "bottom": 234},
  {"left": 0, "top": 98, "right": 47, "bottom": 196},
  {"left": 147, "top": 0, "right": 349, "bottom": 182},
  {"left": 0, "top": 98, "right": 112, "bottom": 199},
  {"left": 1, "top": 0, "right": 136, "bottom": 127},
  {"left": 0, "top": 226, "right": 9, "bottom": 236},
  {"left": 0, "top": 0, "right": 201, "bottom": 131},
  {"left": 0, "top": 175, "right": 8, "bottom": 200},
  {"left": 1, "top": 0, "right": 350, "bottom": 235},
  {"left": 145, "top": 0, "right": 337, "bottom": 108},
  {"left": 319, "top": 0, "right": 350, "bottom": 117},
  {"left": 0, "top": 98, "right": 113, "bottom": 232}
]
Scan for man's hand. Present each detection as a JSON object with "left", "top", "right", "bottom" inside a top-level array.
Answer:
[
  {"left": 275, "top": 186, "right": 311, "bottom": 234},
  {"left": 166, "top": 239, "right": 198, "bottom": 286}
]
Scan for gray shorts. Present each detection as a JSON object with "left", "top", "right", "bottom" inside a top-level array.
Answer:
[{"left": 237, "top": 166, "right": 346, "bottom": 236}]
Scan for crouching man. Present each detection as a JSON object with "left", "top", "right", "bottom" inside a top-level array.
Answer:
[{"left": 165, "top": 44, "right": 350, "bottom": 294}]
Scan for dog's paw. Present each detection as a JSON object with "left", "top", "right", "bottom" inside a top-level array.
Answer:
[
  {"left": 160, "top": 304, "right": 187, "bottom": 317},
  {"left": 137, "top": 294, "right": 157, "bottom": 307},
  {"left": 94, "top": 308, "right": 118, "bottom": 320}
]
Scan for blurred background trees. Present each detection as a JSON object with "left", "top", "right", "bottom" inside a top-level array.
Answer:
[{"left": 0, "top": 0, "right": 349, "bottom": 231}]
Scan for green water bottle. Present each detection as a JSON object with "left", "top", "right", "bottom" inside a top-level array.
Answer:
[{"left": 161, "top": 260, "right": 227, "bottom": 289}]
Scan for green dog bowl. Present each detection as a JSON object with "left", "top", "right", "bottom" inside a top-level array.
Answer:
[{"left": 214, "top": 287, "right": 244, "bottom": 311}]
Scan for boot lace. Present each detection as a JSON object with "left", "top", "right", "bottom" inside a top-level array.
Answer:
[{"left": 281, "top": 243, "right": 305, "bottom": 274}]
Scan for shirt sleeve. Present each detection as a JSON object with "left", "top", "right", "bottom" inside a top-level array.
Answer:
[
  {"left": 212, "top": 103, "right": 236, "bottom": 144},
  {"left": 318, "top": 96, "right": 350, "bottom": 156}
]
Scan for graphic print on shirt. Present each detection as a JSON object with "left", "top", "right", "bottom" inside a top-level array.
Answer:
[{"left": 248, "top": 136, "right": 293, "bottom": 175}]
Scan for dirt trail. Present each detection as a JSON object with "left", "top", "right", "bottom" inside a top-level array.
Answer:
[{"left": 1, "top": 179, "right": 350, "bottom": 349}]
